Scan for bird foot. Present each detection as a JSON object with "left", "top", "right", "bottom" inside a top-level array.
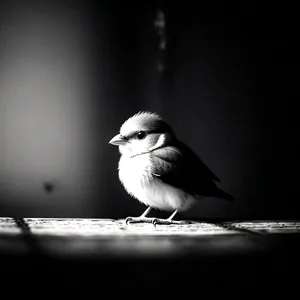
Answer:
[
  {"left": 125, "top": 216, "right": 155, "bottom": 225},
  {"left": 125, "top": 216, "right": 192, "bottom": 227},
  {"left": 152, "top": 218, "right": 192, "bottom": 227}
]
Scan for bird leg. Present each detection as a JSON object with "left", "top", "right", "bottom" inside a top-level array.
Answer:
[
  {"left": 125, "top": 207, "right": 155, "bottom": 224},
  {"left": 152, "top": 210, "right": 192, "bottom": 227}
]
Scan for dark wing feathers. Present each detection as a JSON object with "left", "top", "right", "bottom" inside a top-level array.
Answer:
[{"left": 151, "top": 141, "right": 234, "bottom": 201}]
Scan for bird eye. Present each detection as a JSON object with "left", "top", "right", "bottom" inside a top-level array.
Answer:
[{"left": 137, "top": 131, "right": 146, "bottom": 140}]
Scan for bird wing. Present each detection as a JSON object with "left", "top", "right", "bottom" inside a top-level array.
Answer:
[{"left": 150, "top": 141, "right": 221, "bottom": 197}]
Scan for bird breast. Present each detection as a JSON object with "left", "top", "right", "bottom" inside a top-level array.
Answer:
[
  {"left": 118, "top": 154, "right": 195, "bottom": 211},
  {"left": 118, "top": 153, "right": 155, "bottom": 199}
]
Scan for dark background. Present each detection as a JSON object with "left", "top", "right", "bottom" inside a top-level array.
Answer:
[{"left": 0, "top": 0, "right": 298, "bottom": 220}]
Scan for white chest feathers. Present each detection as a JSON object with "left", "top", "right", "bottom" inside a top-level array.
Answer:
[{"left": 118, "top": 154, "right": 196, "bottom": 212}]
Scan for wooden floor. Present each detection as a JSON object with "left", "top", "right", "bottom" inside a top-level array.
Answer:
[{"left": 1, "top": 217, "right": 300, "bottom": 294}]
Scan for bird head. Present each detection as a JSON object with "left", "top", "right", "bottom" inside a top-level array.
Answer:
[{"left": 109, "top": 111, "right": 175, "bottom": 157}]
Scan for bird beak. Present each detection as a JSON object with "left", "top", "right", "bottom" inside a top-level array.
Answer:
[{"left": 109, "top": 134, "right": 127, "bottom": 146}]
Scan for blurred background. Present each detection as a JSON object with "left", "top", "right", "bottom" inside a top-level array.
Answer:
[{"left": 0, "top": 0, "right": 297, "bottom": 220}]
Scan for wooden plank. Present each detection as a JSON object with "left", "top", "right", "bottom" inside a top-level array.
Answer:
[
  {"left": 0, "top": 218, "right": 22, "bottom": 234},
  {"left": 1, "top": 217, "right": 300, "bottom": 296},
  {"left": 0, "top": 217, "right": 241, "bottom": 236},
  {"left": 2, "top": 218, "right": 300, "bottom": 236},
  {"left": 227, "top": 221, "right": 300, "bottom": 234},
  {"left": 0, "top": 218, "right": 300, "bottom": 236}
]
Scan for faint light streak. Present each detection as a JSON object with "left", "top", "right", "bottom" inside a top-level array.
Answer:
[{"left": 154, "top": 9, "right": 167, "bottom": 72}]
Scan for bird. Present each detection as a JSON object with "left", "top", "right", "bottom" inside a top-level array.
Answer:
[{"left": 109, "top": 111, "right": 234, "bottom": 226}]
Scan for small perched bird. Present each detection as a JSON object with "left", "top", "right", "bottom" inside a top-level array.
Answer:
[{"left": 109, "top": 111, "right": 234, "bottom": 225}]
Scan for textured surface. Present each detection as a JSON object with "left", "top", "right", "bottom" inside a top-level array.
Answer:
[
  {"left": 0, "top": 217, "right": 240, "bottom": 236},
  {"left": 1, "top": 217, "right": 300, "bottom": 260},
  {"left": 1, "top": 217, "right": 300, "bottom": 295},
  {"left": 2, "top": 218, "right": 300, "bottom": 236},
  {"left": 225, "top": 221, "right": 300, "bottom": 233}
]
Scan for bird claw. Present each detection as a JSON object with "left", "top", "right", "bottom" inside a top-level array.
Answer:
[
  {"left": 152, "top": 218, "right": 192, "bottom": 227},
  {"left": 125, "top": 217, "right": 133, "bottom": 225}
]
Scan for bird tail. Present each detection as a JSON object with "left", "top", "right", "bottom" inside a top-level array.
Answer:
[{"left": 215, "top": 188, "right": 235, "bottom": 201}]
